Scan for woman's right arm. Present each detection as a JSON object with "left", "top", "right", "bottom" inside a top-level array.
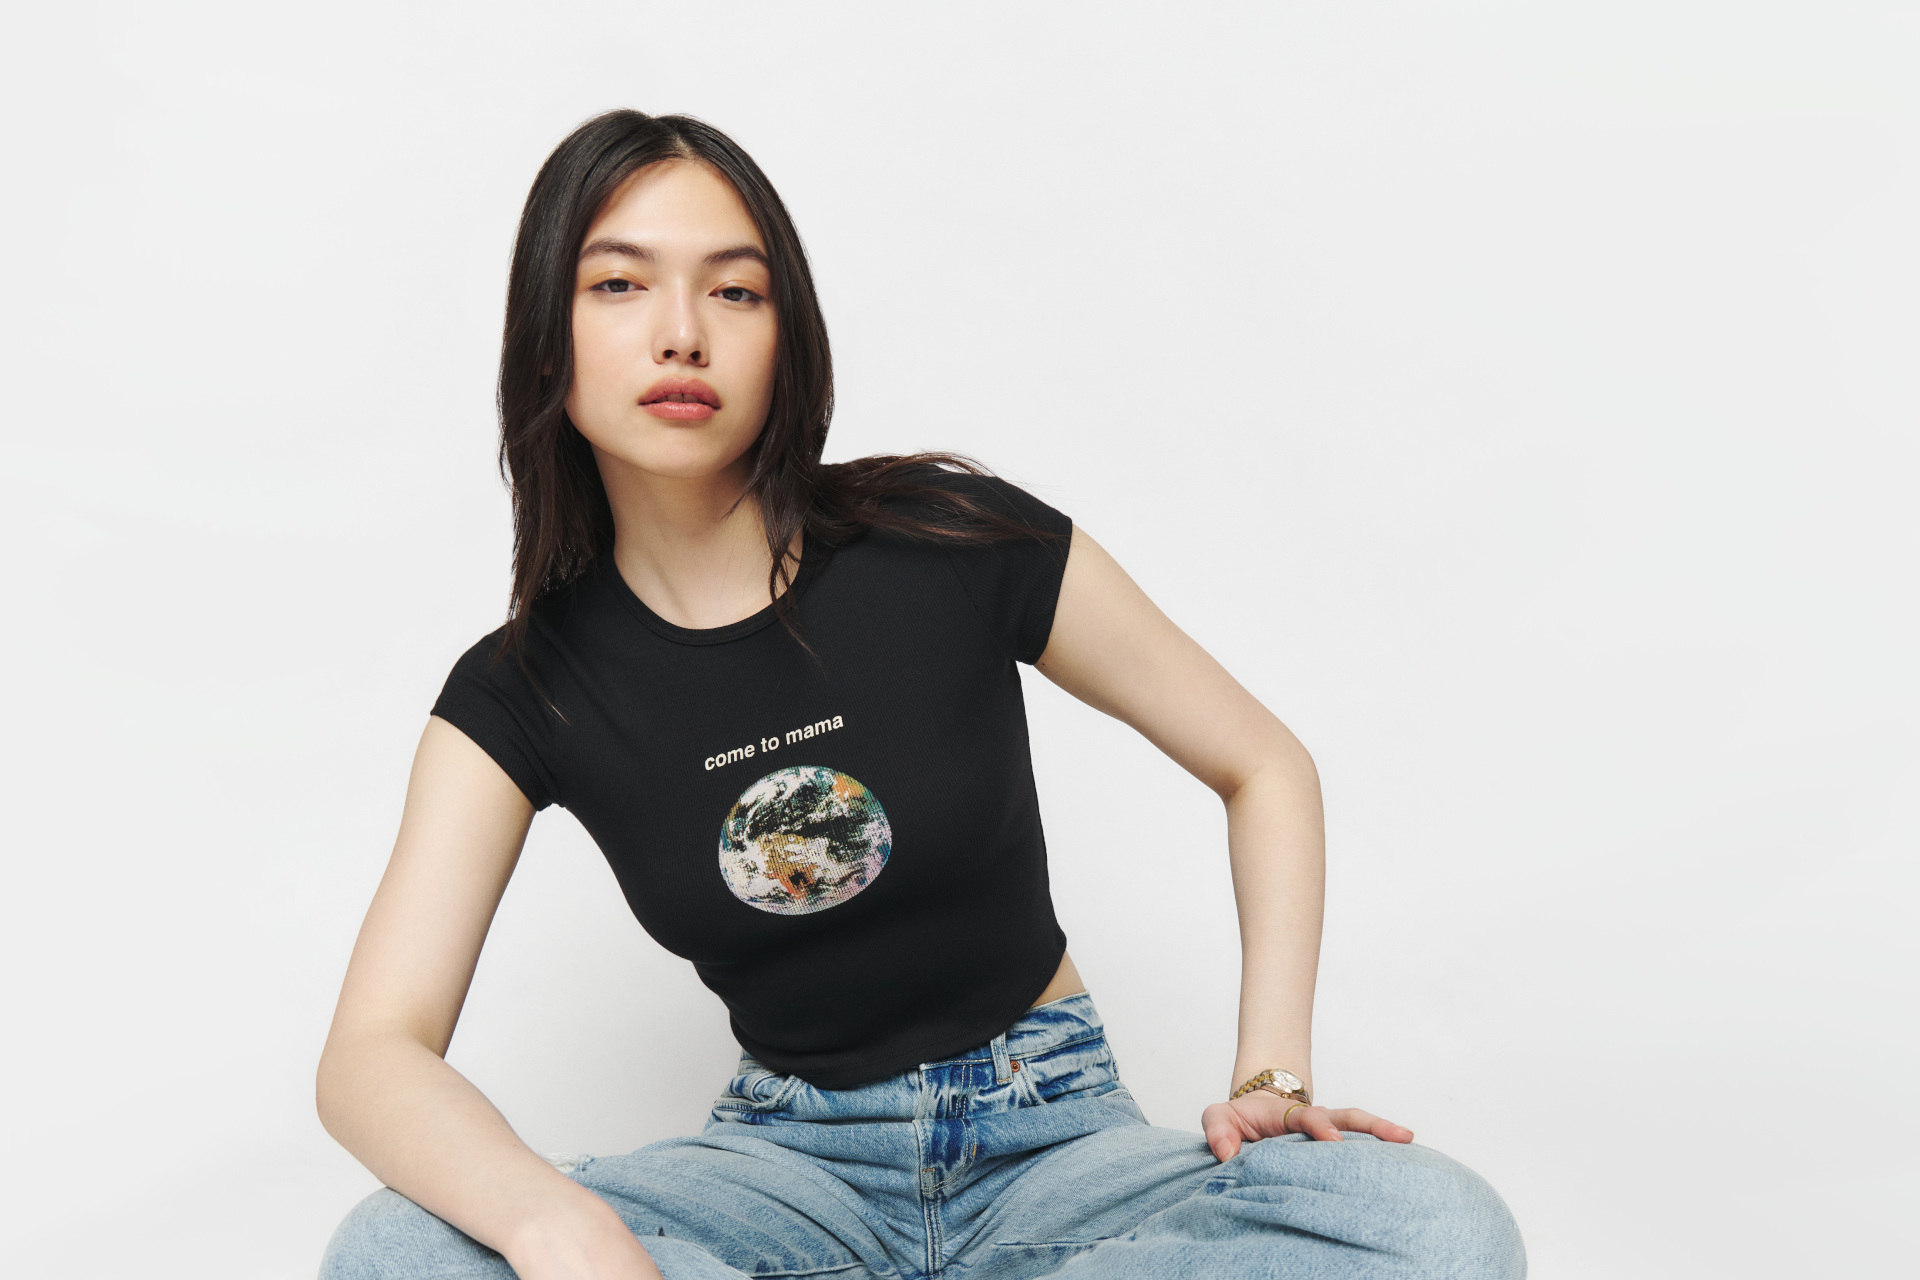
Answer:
[{"left": 317, "top": 716, "right": 662, "bottom": 1280}]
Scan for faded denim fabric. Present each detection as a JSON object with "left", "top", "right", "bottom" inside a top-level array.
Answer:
[{"left": 322, "top": 994, "right": 1524, "bottom": 1278}]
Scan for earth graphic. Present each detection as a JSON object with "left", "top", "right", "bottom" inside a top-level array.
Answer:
[{"left": 718, "top": 766, "right": 892, "bottom": 915}]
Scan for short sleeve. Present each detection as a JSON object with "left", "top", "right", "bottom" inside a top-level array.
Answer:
[
  {"left": 931, "top": 473, "right": 1074, "bottom": 664},
  {"left": 430, "top": 629, "right": 561, "bottom": 810}
]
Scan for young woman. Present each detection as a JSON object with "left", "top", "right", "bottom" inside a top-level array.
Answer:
[{"left": 317, "top": 110, "right": 1524, "bottom": 1280}]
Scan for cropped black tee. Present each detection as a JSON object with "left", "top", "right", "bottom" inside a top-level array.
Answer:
[{"left": 431, "top": 473, "right": 1073, "bottom": 1089}]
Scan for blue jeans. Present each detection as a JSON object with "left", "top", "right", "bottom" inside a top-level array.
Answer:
[{"left": 322, "top": 995, "right": 1524, "bottom": 1278}]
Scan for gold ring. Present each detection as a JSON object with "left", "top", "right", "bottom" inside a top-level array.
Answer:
[{"left": 1281, "top": 1102, "right": 1310, "bottom": 1131}]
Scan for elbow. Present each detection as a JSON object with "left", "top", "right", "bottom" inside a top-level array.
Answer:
[
  {"left": 1289, "top": 734, "right": 1319, "bottom": 785},
  {"left": 314, "top": 1021, "right": 386, "bottom": 1142},
  {"left": 314, "top": 1015, "right": 441, "bottom": 1141},
  {"left": 1217, "top": 725, "right": 1318, "bottom": 804},
  {"left": 314, "top": 1037, "right": 350, "bottom": 1140}
]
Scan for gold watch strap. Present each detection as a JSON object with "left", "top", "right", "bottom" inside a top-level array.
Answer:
[{"left": 1230, "top": 1068, "right": 1311, "bottom": 1105}]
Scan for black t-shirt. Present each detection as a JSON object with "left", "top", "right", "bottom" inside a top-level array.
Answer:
[{"left": 431, "top": 472, "right": 1074, "bottom": 1089}]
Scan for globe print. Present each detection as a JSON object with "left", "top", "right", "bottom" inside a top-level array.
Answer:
[{"left": 719, "top": 766, "right": 892, "bottom": 915}]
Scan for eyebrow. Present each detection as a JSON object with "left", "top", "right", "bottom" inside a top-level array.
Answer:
[
  {"left": 579, "top": 237, "right": 654, "bottom": 262},
  {"left": 703, "top": 245, "right": 769, "bottom": 268},
  {"left": 578, "top": 238, "right": 769, "bottom": 269}
]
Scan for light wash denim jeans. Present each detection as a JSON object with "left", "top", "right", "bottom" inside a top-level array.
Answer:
[{"left": 322, "top": 994, "right": 1524, "bottom": 1278}]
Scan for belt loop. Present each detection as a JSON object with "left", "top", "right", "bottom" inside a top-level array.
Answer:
[{"left": 990, "top": 1032, "right": 1012, "bottom": 1085}]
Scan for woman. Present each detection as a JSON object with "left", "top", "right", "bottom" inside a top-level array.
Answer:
[{"left": 317, "top": 110, "right": 1524, "bottom": 1280}]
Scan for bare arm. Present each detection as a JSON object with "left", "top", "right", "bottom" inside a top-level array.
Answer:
[
  {"left": 1036, "top": 526, "right": 1412, "bottom": 1157},
  {"left": 316, "top": 717, "right": 661, "bottom": 1279}
]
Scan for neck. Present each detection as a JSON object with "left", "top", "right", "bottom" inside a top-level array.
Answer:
[{"left": 597, "top": 452, "right": 784, "bottom": 631}]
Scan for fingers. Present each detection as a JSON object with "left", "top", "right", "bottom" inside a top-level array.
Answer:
[
  {"left": 1200, "top": 1101, "right": 1247, "bottom": 1162},
  {"left": 1291, "top": 1105, "right": 1345, "bottom": 1142},
  {"left": 1204, "top": 1097, "right": 1418, "bottom": 1157},
  {"left": 1326, "top": 1108, "right": 1415, "bottom": 1144}
]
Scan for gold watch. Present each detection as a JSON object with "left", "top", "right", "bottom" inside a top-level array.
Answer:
[{"left": 1230, "top": 1067, "right": 1311, "bottom": 1106}]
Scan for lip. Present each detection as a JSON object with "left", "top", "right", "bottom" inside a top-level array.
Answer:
[{"left": 639, "top": 377, "right": 721, "bottom": 422}]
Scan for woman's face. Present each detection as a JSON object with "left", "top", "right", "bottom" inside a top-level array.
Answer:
[{"left": 565, "top": 160, "right": 778, "bottom": 484}]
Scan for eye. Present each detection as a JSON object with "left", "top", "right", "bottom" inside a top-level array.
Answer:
[
  {"left": 592, "top": 278, "right": 642, "bottom": 294},
  {"left": 716, "top": 285, "right": 763, "bottom": 304}
]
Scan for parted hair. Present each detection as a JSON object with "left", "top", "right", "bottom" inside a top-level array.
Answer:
[{"left": 497, "top": 109, "right": 1047, "bottom": 657}]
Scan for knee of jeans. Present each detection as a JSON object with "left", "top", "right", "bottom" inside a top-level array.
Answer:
[
  {"left": 1238, "top": 1135, "right": 1526, "bottom": 1277},
  {"left": 320, "top": 1187, "right": 507, "bottom": 1280},
  {"left": 1389, "top": 1145, "right": 1525, "bottom": 1278}
]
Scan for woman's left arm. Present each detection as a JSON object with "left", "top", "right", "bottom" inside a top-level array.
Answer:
[{"left": 1035, "top": 525, "right": 1414, "bottom": 1159}]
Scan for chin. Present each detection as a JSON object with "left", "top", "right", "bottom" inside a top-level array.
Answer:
[
  {"left": 645, "top": 458, "right": 745, "bottom": 482},
  {"left": 604, "top": 428, "right": 758, "bottom": 482}
]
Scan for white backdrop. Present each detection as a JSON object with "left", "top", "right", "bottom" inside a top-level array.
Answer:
[{"left": 2, "top": 3, "right": 1914, "bottom": 1277}]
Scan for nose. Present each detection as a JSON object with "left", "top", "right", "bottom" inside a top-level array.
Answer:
[{"left": 653, "top": 286, "right": 707, "bottom": 367}]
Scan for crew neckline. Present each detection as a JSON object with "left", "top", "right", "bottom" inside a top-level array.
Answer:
[{"left": 601, "top": 537, "right": 821, "bottom": 646}]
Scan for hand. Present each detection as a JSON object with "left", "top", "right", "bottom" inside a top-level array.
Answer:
[{"left": 1201, "top": 1089, "right": 1415, "bottom": 1162}]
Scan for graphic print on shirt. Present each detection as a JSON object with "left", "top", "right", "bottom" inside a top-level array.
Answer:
[{"left": 719, "top": 766, "right": 892, "bottom": 915}]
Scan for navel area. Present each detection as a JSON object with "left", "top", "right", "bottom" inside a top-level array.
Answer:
[{"left": 703, "top": 714, "right": 845, "bottom": 772}]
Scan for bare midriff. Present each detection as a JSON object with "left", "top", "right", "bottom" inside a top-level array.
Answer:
[{"left": 1029, "top": 950, "right": 1087, "bottom": 1008}]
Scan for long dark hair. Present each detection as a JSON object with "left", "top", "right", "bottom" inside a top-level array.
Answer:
[{"left": 498, "top": 109, "right": 1045, "bottom": 657}]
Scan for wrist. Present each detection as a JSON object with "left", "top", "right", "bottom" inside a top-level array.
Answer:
[
  {"left": 500, "top": 1180, "right": 630, "bottom": 1266},
  {"left": 1230, "top": 1058, "right": 1313, "bottom": 1102}
]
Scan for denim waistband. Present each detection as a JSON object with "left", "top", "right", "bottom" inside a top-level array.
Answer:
[
  {"left": 722, "top": 990, "right": 1127, "bottom": 1129},
  {"left": 919, "top": 990, "right": 1105, "bottom": 1071}
]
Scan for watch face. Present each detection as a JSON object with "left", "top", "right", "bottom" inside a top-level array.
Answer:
[{"left": 1273, "top": 1069, "right": 1304, "bottom": 1093}]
